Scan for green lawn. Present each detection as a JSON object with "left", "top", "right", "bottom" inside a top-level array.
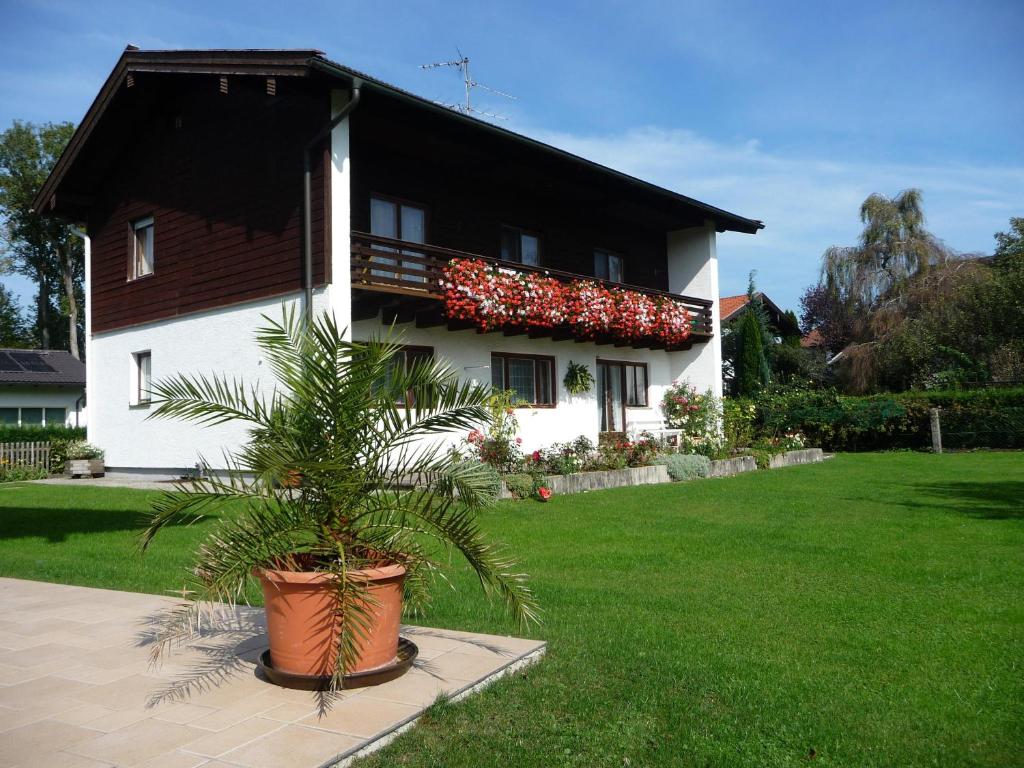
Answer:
[{"left": 1, "top": 452, "right": 1022, "bottom": 767}]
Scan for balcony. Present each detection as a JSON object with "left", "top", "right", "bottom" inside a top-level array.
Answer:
[{"left": 350, "top": 231, "right": 713, "bottom": 350}]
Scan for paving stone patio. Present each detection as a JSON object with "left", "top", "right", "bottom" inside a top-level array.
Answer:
[{"left": 0, "top": 578, "right": 545, "bottom": 767}]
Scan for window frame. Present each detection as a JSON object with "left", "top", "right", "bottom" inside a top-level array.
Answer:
[
  {"left": 499, "top": 224, "right": 543, "bottom": 267},
  {"left": 594, "top": 247, "right": 625, "bottom": 283},
  {"left": 133, "top": 350, "right": 152, "bottom": 407},
  {"left": 597, "top": 358, "right": 649, "bottom": 408},
  {"left": 369, "top": 193, "right": 430, "bottom": 243},
  {"left": 490, "top": 351, "right": 557, "bottom": 408},
  {"left": 129, "top": 216, "right": 155, "bottom": 281},
  {"left": 385, "top": 345, "right": 435, "bottom": 406}
]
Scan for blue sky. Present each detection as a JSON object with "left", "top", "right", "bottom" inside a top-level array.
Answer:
[{"left": 2, "top": 0, "right": 1022, "bottom": 313}]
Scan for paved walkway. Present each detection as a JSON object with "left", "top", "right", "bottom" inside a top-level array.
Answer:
[{"left": 0, "top": 578, "right": 545, "bottom": 767}]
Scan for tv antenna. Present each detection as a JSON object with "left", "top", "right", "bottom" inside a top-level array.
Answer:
[{"left": 420, "top": 48, "right": 516, "bottom": 120}]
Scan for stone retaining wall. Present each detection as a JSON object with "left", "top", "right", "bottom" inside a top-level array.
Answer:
[
  {"left": 707, "top": 456, "right": 757, "bottom": 477},
  {"left": 768, "top": 448, "right": 825, "bottom": 469},
  {"left": 500, "top": 464, "right": 670, "bottom": 498}
]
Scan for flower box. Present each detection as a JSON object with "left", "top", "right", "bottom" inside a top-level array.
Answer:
[
  {"left": 441, "top": 258, "right": 693, "bottom": 346},
  {"left": 67, "top": 458, "right": 105, "bottom": 478}
]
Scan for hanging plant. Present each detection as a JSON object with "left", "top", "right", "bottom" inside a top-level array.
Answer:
[{"left": 563, "top": 361, "right": 595, "bottom": 395}]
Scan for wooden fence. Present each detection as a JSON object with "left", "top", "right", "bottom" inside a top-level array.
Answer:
[{"left": 0, "top": 441, "right": 51, "bottom": 472}]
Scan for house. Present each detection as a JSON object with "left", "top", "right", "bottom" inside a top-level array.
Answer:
[
  {"left": 0, "top": 349, "right": 86, "bottom": 427},
  {"left": 719, "top": 292, "right": 788, "bottom": 329},
  {"left": 34, "top": 47, "right": 762, "bottom": 476}
]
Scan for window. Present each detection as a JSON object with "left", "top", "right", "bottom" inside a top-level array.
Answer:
[
  {"left": 379, "top": 346, "right": 434, "bottom": 405},
  {"left": 594, "top": 248, "right": 624, "bottom": 283},
  {"left": 490, "top": 353, "right": 555, "bottom": 407},
  {"left": 623, "top": 362, "right": 648, "bottom": 407},
  {"left": 45, "top": 408, "right": 67, "bottom": 426},
  {"left": 134, "top": 351, "right": 152, "bottom": 405},
  {"left": 370, "top": 197, "right": 427, "bottom": 282},
  {"left": 0, "top": 408, "right": 18, "bottom": 425},
  {"left": 131, "top": 217, "right": 154, "bottom": 279},
  {"left": 500, "top": 226, "right": 541, "bottom": 267},
  {"left": 20, "top": 408, "right": 43, "bottom": 426}
]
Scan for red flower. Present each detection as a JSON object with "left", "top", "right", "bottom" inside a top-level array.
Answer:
[
  {"left": 537, "top": 487, "right": 552, "bottom": 501},
  {"left": 515, "top": 437, "right": 522, "bottom": 445},
  {"left": 441, "top": 258, "right": 692, "bottom": 346},
  {"left": 531, "top": 450, "right": 542, "bottom": 462}
]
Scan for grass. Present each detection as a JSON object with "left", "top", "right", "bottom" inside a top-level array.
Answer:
[{"left": 1, "top": 452, "right": 1022, "bottom": 767}]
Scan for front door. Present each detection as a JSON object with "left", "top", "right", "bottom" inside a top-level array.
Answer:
[{"left": 597, "top": 361, "right": 626, "bottom": 433}]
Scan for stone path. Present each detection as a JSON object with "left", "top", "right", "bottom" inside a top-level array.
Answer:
[{"left": 0, "top": 578, "right": 545, "bottom": 767}]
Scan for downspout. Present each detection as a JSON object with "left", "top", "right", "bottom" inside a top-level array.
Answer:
[{"left": 303, "top": 83, "right": 361, "bottom": 322}]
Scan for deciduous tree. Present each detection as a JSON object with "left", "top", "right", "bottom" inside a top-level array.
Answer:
[{"left": 0, "top": 120, "right": 82, "bottom": 357}]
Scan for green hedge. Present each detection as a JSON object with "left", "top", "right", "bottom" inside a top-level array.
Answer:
[
  {"left": 755, "top": 387, "right": 1024, "bottom": 451},
  {"left": 0, "top": 425, "right": 86, "bottom": 443}
]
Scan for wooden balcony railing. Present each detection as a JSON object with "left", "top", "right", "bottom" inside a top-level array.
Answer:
[{"left": 351, "top": 231, "right": 714, "bottom": 340}]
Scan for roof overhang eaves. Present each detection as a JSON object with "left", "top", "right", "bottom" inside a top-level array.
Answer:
[
  {"left": 32, "top": 48, "right": 324, "bottom": 215},
  {"left": 36, "top": 48, "right": 764, "bottom": 236},
  {"left": 309, "top": 56, "right": 763, "bottom": 235}
]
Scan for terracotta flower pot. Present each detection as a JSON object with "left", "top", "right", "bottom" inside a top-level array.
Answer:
[{"left": 257, "top": 564, "right": 406, "bottom": 677}]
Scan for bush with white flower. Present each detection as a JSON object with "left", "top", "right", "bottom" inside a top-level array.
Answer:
[{"left": 661, "top": 382, "right": 724, "bottom": 457}]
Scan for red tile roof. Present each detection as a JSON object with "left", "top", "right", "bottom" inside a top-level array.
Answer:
[
  {"left": 800, "top": 329, "right": 824, "bottom": 348},
  {"left": 719, "top": 294, "right": 749, "bottom": 322}
]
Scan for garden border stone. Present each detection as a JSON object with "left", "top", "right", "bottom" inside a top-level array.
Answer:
[
  {"left": 708, "top": 456, "right": 757, "bottom": 477},
  {"left": 768, "top": 448, "right": 824, "bottom": 469},
  {"left": 500, "top": 464, "right": 670, "bottom": 498}
]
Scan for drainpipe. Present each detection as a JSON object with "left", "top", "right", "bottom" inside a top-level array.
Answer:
[{"left": 303, "top": 83, "right": 361, "bottom": 322}]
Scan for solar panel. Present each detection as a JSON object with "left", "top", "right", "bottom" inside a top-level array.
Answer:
[
  {"left": 0, "top": 352, "right": 21, "bottom": 372},
  {"left": 10, "top": 352, "right": 55, "bottom": 373}
]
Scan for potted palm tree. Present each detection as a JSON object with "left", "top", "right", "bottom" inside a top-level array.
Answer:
[{"left": 141, "top": 309, "right": 538, "bottom": 689}]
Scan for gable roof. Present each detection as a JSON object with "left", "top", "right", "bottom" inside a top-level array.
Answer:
[
  {"left": 720, "top": 292, "right": 787, "bottom": 325},
  {"left": 34, "top": 47, "right": 764, "bottom": 236},
  {"left": 0, "top": 349, "right": 85, "bottom": 387}
]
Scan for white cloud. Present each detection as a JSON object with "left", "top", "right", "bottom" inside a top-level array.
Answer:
[{"left": 525, "top": 125, "right": 1024, "bottom": 309}]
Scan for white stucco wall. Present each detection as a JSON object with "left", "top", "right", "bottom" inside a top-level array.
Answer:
[
  {"left": 0, "top": 387, "right": 85, "bottom": 427},
  {"left": 352, "top": 321, "right": 714, "bottom": 452},
  {"left": 667, "top": 223, "right": 723, "bottom": 398},
  {"left": 88, "top": 291, "right": 328, "bottom": 473},
  {"left": 328, "top": 89, "right": 353, "bottom": 339}
]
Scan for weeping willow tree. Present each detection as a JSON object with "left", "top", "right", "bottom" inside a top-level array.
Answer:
[{"left": 813, "top": 189, "right": 951, "bottom": 392}]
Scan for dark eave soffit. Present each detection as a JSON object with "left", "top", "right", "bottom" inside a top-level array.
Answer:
[{"left": 34, "top": 48, "right": 765, "bottom": 236}]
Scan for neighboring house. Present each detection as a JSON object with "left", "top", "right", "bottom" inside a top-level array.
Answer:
[
  {"left": 719, "top": 292, "right": 788, "bottom": 329},
  {"left": 0, "top": 349, "right": 86, "bottom": 427},
  {"left": 34, "top": 47, "right": 762, "bottom": 476}
]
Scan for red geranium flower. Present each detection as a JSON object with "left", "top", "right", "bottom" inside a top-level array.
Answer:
[{"left": 537, "top": 487, "right": 552, "bottom": 501}]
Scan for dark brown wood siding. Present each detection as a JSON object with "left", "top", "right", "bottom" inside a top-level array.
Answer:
[
  {"left": 349, "top": 92, "right": 673, "bottom": 291},
  {"left": 88, "top": 74, "right": 329, "bottom": 333}
]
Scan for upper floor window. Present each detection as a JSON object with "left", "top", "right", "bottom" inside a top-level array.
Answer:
[
  {"left": 491, "top": 352, "right": 555, "bottom": 407},
  {"left": 370, "top": 197, "right": 427, "bottom": 282},
  {"left": 594, "top": 248, "right": 623, "bottom": 283},
  {"left": 500, "top": 226, "right": 541, "bottom": 267},
  {"left": 131, "top": 216, "right": 154, "bottom": 279}
]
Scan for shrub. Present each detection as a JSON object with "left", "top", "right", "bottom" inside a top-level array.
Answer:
[
  {"left": 0, "top": 463, "right": 48, "bottom": 483},
  {"left": 503, "top": 472, "right": 545, "bottom": 500},
  {"left": 662, "top": 382, "right": 724, "bottom": 457},
  {"left": 0, "top": 425, "right": 85, "bottom": 443},
  {"left": 462, "top": 389, "right": 524, "bottom": 473},
  {"left": 753, "top": 384, "right": 1024, "bottom": 451},
  {"left": 64, "top": 442, "right": 105, "bottom": 460},
  {"left": 656, "top": 453, "right": 711, "bottom": 481},
  {"left": 723, "top": 397, "right": 756, "bottom": 451}
]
